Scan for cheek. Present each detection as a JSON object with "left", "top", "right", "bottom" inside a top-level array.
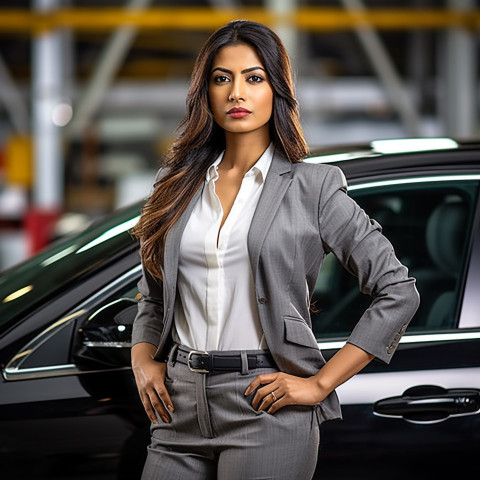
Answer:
[
  {"left": 260, "top": 91, "right": 273, "bottom": 120},
  {"left": 208, "top": 90, "right": 221, "bottom": 116}
]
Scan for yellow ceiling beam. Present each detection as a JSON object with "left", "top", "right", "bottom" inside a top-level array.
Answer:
[
  {"left": 0, "top": 7, "right": 478, "bottom": 33},
  {"left": 0, "top": 8, "right": 271, "bottom": 33},
  {"left": 296, "top": 8, "right": 477, "bottom": 31}
]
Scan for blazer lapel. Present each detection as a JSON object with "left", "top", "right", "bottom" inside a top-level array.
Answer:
[
  {"left": 163, "top": 185, "right": 203, "bottom": 295},
  {"left": 248, "top": 150, "right": 292, "bottom": 281},
  {"left": 162, "top": 149, "right": 292, "bottom": 297}
]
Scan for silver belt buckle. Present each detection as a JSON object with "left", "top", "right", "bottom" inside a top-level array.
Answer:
[{"left": 187, "top": 350, "right": 210, "bottom": 373}]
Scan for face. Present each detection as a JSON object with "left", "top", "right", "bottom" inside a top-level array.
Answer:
[{"left": 208, "top": 43, "right": 273, "bottom": 140}]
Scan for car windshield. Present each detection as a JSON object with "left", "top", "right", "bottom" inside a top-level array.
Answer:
[{"left": 0, "top": 202, "right": 142, "bottom": 331}]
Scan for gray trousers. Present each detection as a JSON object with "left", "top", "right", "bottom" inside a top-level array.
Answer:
[{"left": 141, "top": 349, "right": 321, "bottom": 480}]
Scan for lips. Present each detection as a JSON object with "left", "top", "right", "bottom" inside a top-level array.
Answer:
[{"left": 227, "top": 107, "right": 251, "bottom": 119}]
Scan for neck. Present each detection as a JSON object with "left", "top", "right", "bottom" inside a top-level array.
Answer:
[{"left": 220, "top": 131, "right": 271, "bottom": 174}]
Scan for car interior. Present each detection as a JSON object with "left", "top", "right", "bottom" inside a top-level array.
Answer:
[{"left": 312, "top": 179, "right": 478, "bottom": 339}]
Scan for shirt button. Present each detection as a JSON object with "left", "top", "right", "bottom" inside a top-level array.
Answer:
[{"left": 258, "top": 297, "right": 268, "bottom": 304}]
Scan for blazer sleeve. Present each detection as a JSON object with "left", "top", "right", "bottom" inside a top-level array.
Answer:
[
  {"left": 131, "top": 165, "right": 170, "bottom": 349},
  {"left": 318, "top": 165, "right": 420, "bottom": 363},
  {"left": 131, "top": 266, "right": 165, "bottom": 349}
]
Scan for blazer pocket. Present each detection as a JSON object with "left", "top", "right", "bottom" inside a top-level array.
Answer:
[{"left": 284, "top": 316, "right": 319, "bottom": 349}]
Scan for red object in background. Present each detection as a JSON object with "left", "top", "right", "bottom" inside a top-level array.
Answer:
[{"left": 24, "top": 208, "right": 61, "bottom": 255}]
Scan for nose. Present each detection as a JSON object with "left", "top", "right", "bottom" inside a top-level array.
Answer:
[{"left": 229, "top": 78, "right": 246, "bottom": 102}]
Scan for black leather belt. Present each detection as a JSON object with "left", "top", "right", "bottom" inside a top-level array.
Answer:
[{"left": 173, "top": 345, "right": 276, "bottom": 374}]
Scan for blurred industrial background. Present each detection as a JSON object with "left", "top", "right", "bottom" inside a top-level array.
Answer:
[{"left": 0, "top": 0, "right": 478, "bottom": 271}]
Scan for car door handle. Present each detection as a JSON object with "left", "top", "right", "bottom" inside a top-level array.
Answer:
[{"left": 373, "top": 385, "right": 480, "bottom": 423}]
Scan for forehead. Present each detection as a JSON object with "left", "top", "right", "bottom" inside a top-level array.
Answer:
[{"left": 211, "top": 43, "right": 264, "bottom": 69}]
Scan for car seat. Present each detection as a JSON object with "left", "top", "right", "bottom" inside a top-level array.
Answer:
[{"left": 412, "top": 198, "right": 468, "bottom": 329}]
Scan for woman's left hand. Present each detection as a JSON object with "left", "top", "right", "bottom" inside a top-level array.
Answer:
[{"left": 244, "top": 372, "right": 326, "bottom": 414}]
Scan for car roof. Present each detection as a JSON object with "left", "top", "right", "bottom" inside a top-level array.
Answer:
[{"left": 307, "top": 137, "right": 480, "bottom": 181}]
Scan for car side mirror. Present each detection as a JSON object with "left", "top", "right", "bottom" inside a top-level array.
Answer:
[{"left": 72, "top": 298, "right": 137, "bottom": 370}]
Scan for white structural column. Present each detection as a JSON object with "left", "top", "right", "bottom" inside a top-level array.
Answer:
[
  {"left": 445, "top": 0, "right": 477, "bottom": 138},
  {"left": 32, "top": 0, "right": 63, "bottom": 210},
  {"left": 265, "top": 0, "right": 298, "bottom": 67}
]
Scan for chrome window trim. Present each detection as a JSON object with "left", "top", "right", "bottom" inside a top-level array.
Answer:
[
  {"left": 3, "top": 364, "right": 80, "bottom": 380},
  {"left": 83, "top": 341, "right": 132, "bottom": 348},
  {"left": 3, "top": 364, "right": 131, "bottom": 381},
  {"left": 2, "top": 264, "right": 142, "bottom": 382},
  {"left": 318, "top": 330, "right": 480, "bottom": 350},
  {"left": 458, "top": 215, "right": 480, "bottom": 329},
  {"left": 347, "top": 173, "right": 480, "bottom": 191}
]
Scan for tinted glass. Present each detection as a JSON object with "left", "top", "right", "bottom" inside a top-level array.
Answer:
[
  {"left": 313, "top": 178, "right": 479, "bottom": 339},
  {"left": 5, "top": 269, "right": 142, "bottom": 378},
  {"left": 0, "top": 202, "right": 142, "bottom": 332}
]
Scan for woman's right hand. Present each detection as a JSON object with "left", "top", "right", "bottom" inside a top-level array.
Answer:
[{"left": 131, "top": 342, "right": 174, "bottom": 424}]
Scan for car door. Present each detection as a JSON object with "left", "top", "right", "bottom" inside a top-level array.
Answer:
[
  {"left": 312, "top": 172, "right": 480, "bottom": 479},
  {"left": 0, "top": 250, "right": 148, "bottom": 479}
]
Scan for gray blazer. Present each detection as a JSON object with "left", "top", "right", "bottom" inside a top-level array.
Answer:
[{"left": 132, "top": 149, "right": 420, "bottom": 422}]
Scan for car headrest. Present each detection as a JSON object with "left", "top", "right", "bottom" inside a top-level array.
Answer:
[{"left": 426, "top": 200, "right": 468, "bottom": 274}]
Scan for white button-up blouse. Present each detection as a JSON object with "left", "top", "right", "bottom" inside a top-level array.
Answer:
[{"left": 172, "top": 144, "right": 274, "bottom": 351}]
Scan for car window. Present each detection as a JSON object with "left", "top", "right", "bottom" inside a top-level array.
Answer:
[{"left": 312, "top": 177, "right": 479, "bottom": 340}]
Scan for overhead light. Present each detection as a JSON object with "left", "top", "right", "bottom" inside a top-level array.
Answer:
[
  {"left": 371, "top": 138, "right": 458, "bottom": 154},
  {"left": 52, "top": 102, "right": 73, "bottom": 127}
]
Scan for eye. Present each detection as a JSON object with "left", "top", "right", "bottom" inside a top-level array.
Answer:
[
  {"left": 213, "top": 74, "right": 230, "bottom": 83},
  {"left": 248, "top": 74, "right": 264, "bottom": 83}
]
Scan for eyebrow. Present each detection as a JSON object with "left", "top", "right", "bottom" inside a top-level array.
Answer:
[{"left": 210, "top": 66, "right": 266, "bottom": 75}]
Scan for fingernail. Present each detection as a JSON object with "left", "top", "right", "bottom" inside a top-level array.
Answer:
[
  {"left": 244, "top": 388, "right": 250, "bottom": 396},
  {"left": 167, "top": 405, "right": 174, "bottom": 413}
]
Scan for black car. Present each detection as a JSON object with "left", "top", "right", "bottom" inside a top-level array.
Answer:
[{"left": 1, "top": 137, "right": 479, "bottom": 479}]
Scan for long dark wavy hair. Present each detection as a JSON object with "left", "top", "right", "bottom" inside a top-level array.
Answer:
[{"left": 131, "top": 20, "right": 309, "bottom": 280}]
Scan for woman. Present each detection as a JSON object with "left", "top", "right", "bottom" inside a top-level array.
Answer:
[{"left": 131, "top": 20, "right": 419, "bottom": 480}]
